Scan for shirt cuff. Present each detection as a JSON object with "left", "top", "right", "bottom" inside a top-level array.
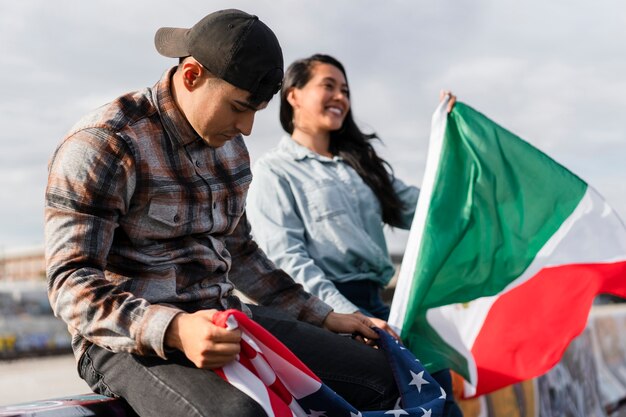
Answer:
[
  {"left": 298, "top": 295, "right": 334, "bottom": 327},
  {"left": 138, "top": 304, "right": 184, "bottom": 359},
  {"left": 321, "top": 292, "right": 360, "bottom": 315}
]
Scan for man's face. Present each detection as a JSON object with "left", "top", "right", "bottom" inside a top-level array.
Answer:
[{"left": 186, "top": 76, "right": 268, "bottom": 147}]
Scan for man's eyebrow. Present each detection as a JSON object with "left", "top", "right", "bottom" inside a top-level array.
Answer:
[{"left": 234, "top": 99, "right": 261, "bottom": 111}]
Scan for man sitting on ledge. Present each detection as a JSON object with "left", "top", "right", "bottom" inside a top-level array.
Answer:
[{"left": 44, "top": 9, "right": 399, "bottom": 417}]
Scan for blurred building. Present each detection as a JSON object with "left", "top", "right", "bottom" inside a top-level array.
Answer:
[
  {"left": 0, "top": 246, "right": 45, "bottom": 282},
  {"left": 0, "top": 247, "right": 71, "bottom": 358}
]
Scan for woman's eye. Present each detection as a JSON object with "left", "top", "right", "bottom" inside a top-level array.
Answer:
[{"left": 231, "top": 105, "right": 245, "bottom": 113}]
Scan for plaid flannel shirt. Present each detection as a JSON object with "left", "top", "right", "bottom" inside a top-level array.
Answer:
[{"left": 45, "top": 67, "right": 331, "bottom": 361}]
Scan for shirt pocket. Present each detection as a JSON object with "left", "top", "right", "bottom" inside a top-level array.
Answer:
[
  {"left": 225, "top": 195, "right": 245, "bottom": 235},
  {"left": 303, "top": 179, "right": 348, "bottom": 222},
  {"left": 145, "top": 193, "right": 193, "bottom": 237}
]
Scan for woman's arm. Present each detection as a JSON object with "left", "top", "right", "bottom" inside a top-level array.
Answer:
[{"left": 246, "top": 163, "right": 361, "bottom": 314}]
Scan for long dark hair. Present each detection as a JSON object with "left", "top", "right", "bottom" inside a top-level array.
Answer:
[{"left": 280, "top": 54, "right": 405, "bottom": 226}]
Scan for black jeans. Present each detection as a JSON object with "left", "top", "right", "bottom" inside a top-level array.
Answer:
[{"left": 79, "top": 305, "right": 398, "bottom": 417}]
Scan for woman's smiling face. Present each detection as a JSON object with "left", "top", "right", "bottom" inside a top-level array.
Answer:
[{"left": 289, "top": 62, "right": 350, "bottom": 135}]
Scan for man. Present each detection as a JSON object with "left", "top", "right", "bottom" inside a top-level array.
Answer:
[{"left": 45, "top": 9, "right": 398, "bottom": 417}]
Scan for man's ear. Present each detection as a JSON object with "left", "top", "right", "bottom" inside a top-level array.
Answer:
[{"left": 181, "top": 61, "right": 203, "bottom": 90}]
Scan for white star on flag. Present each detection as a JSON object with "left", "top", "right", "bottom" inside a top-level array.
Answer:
[
  {"left": 350, "top": 412, "right": 363, "bottom": 417},
  {"left": 419, "top": 407, "right": 432, "bottom": 417},
  {"left": 384, "top": 409, "right": 409, "bottom": 416},
  {"left": 408, "top": 370, "right": 429, "bottom": 393},
  {"left": 393, "top": 397, "right": 402, "bottom": 409},
  {"left": 438, "top": 386, "right": 447, "bottom": 399},
  {"left": 306, "top": 410, "right": 327, "bottom": 417},
  {"left": 394, "top": 340, "right": 407, "bottom": 351}
]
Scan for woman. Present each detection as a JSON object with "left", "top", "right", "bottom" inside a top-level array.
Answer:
[
  {"left": 247, "top": 55, "right": 462, "bottom": 416},
  {"left": 247, "top": 54, "right": 454, "bottom": 332}
]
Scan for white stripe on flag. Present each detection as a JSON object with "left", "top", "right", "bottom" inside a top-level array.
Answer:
[
  {"left": 250, "top": 337, "right": 322, "bottom": 399},
  {"left": 222, "top": 360, "right": 277, "bottom": 417},
  {"left": 424, "top": 186, "right": 626, "bottom": 397},
  {"left": 389, "top": 98, "right": 449, "bottom": 334},
  {"left": 533, "top": 187, "right": 626, "bottom": 268}
]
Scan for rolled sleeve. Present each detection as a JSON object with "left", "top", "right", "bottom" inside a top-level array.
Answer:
[
  {"left": 391, "top": 176, "right": 420, "bottom": 229},
  {"left": 139, "top": 305, "right": 184, "bottom": 358}
]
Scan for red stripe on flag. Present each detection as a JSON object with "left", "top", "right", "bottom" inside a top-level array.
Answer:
[
  {"left": 214, "top": 368, "right": 226, "bottom": 379},
  {"left": 240, "top": 339, "right": 258, "bottom": 359},
  {"left": 237, "top": 353, "right": 259, "bottom": 379},
  {"left": 267, "top": 377, "right": 293, "bottom": 407},
  {"left": 267, "top": 386, "right": 292, "bottom": 417},
  {"left": 214, "top": 310, "right": 321, "bottom": 382},
  {"left": 472, "top": 261, "right": 626, "bottom": 395}
]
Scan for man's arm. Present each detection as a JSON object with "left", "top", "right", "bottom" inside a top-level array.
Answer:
[
  {"left": 223, "top": 213, "right": 381, "bottom": 341},
  {"left": 224, "top": 212, "right": 333, "bottom": 326},
  {"left": 45, "top": 129, "right": 181, "bottom": 358}
]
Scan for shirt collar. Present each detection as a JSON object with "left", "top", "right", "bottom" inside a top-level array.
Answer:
[
  {"left": 278, "top": 135, "right": 343, "bottom": 162},
  {"left": 153, "top": 66, "right": 202, "bottom": 147}
]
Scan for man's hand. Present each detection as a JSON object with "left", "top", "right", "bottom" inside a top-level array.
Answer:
[
  {"left": 440, "top": 90, "right": 457, "bottom": 113},
  {"left": 165, "top": 309, "right": 241, "bottom": 369},
  {"left": 322, "top": 311, "right": 379, "bottom": 345}
]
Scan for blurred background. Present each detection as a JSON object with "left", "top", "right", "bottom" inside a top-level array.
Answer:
[{"left": 1, "top": 0, "right": 625, "bottom": 406}]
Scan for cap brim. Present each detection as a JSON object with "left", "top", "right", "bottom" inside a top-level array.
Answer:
[{"left": 154, "top": 27, "right": 191, "bottom": 58}]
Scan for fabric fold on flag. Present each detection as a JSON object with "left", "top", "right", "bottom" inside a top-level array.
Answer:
[
  {"left": 212, "top": 309, "right": 445, "bottom": 417},
  {"left": 389, "top": 100, "right": 626, "bottom": 398}
]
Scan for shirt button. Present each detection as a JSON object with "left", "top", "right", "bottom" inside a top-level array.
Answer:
[
  {"left": 195, "top": 160, "right": 201, "bottom": 167},
  {"left": 200, "top": 280, "right": 210, "bottom": 288},
  {"left": 173, "top": 214, "right": 180, "bottom": 222},
  {"left": 213, "top": 202, "right": 217, "bottom": 209}
]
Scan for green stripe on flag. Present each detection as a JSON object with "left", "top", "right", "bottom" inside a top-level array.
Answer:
[
  {"left": 401, "top": 102, "right": 588, "bottom": 374},
  {"left": 403, "top": 313, "right": 471, "bottom": 378}
]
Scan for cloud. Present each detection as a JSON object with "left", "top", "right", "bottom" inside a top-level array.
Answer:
[{"left": 1, "top": 0, "right": 625, "bottom": 250}]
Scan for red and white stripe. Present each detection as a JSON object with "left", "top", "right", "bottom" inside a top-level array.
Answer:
[{"left": 212, "top": 311, "right": 322, "bottom": 417}]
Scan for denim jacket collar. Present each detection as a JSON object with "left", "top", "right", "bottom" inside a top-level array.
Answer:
[{"left": 278, "top": 135, "right": 343, "bottom": 162}]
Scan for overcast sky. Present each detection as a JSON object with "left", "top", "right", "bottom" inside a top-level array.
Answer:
[{"left": 1, "top": 1, "right": 625, "bottom": 254}]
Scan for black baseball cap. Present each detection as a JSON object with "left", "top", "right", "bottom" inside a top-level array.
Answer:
[{"left": 154, "top": 9, "right": 283, "bottom": 105}]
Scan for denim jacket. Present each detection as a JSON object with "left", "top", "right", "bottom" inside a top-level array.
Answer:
[{"left": 247, "top": 136, "right": 419, "bottom": 313}]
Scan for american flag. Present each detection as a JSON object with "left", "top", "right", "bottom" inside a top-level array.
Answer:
[{"left": 212, "top": 310, "right": 445, "bottom": 417}]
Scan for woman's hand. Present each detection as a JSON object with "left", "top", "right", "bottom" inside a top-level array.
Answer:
[
  {"left": 354, "top": 312, "right": 400, "bottom": 340},
  {"left": 322, "top": 311, "right": 379, "bottom": 345},
  {"left": 440, "top": 90, "right": 457, "bottom": 113}
]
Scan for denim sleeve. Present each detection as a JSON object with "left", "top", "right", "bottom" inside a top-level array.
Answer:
[
  {"left": 247, "top": 166, "right": 360, "bottom": 314},
  {"left": 391, "top": 176, "right": 420, "bottom": 229},
  {"left": 224, "top": 212, "right": 332, "bottom": 325}
]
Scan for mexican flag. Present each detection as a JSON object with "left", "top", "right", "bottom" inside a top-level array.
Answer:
[{"left": 388, "top": 100, "right": 626, "bottom": 398}]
